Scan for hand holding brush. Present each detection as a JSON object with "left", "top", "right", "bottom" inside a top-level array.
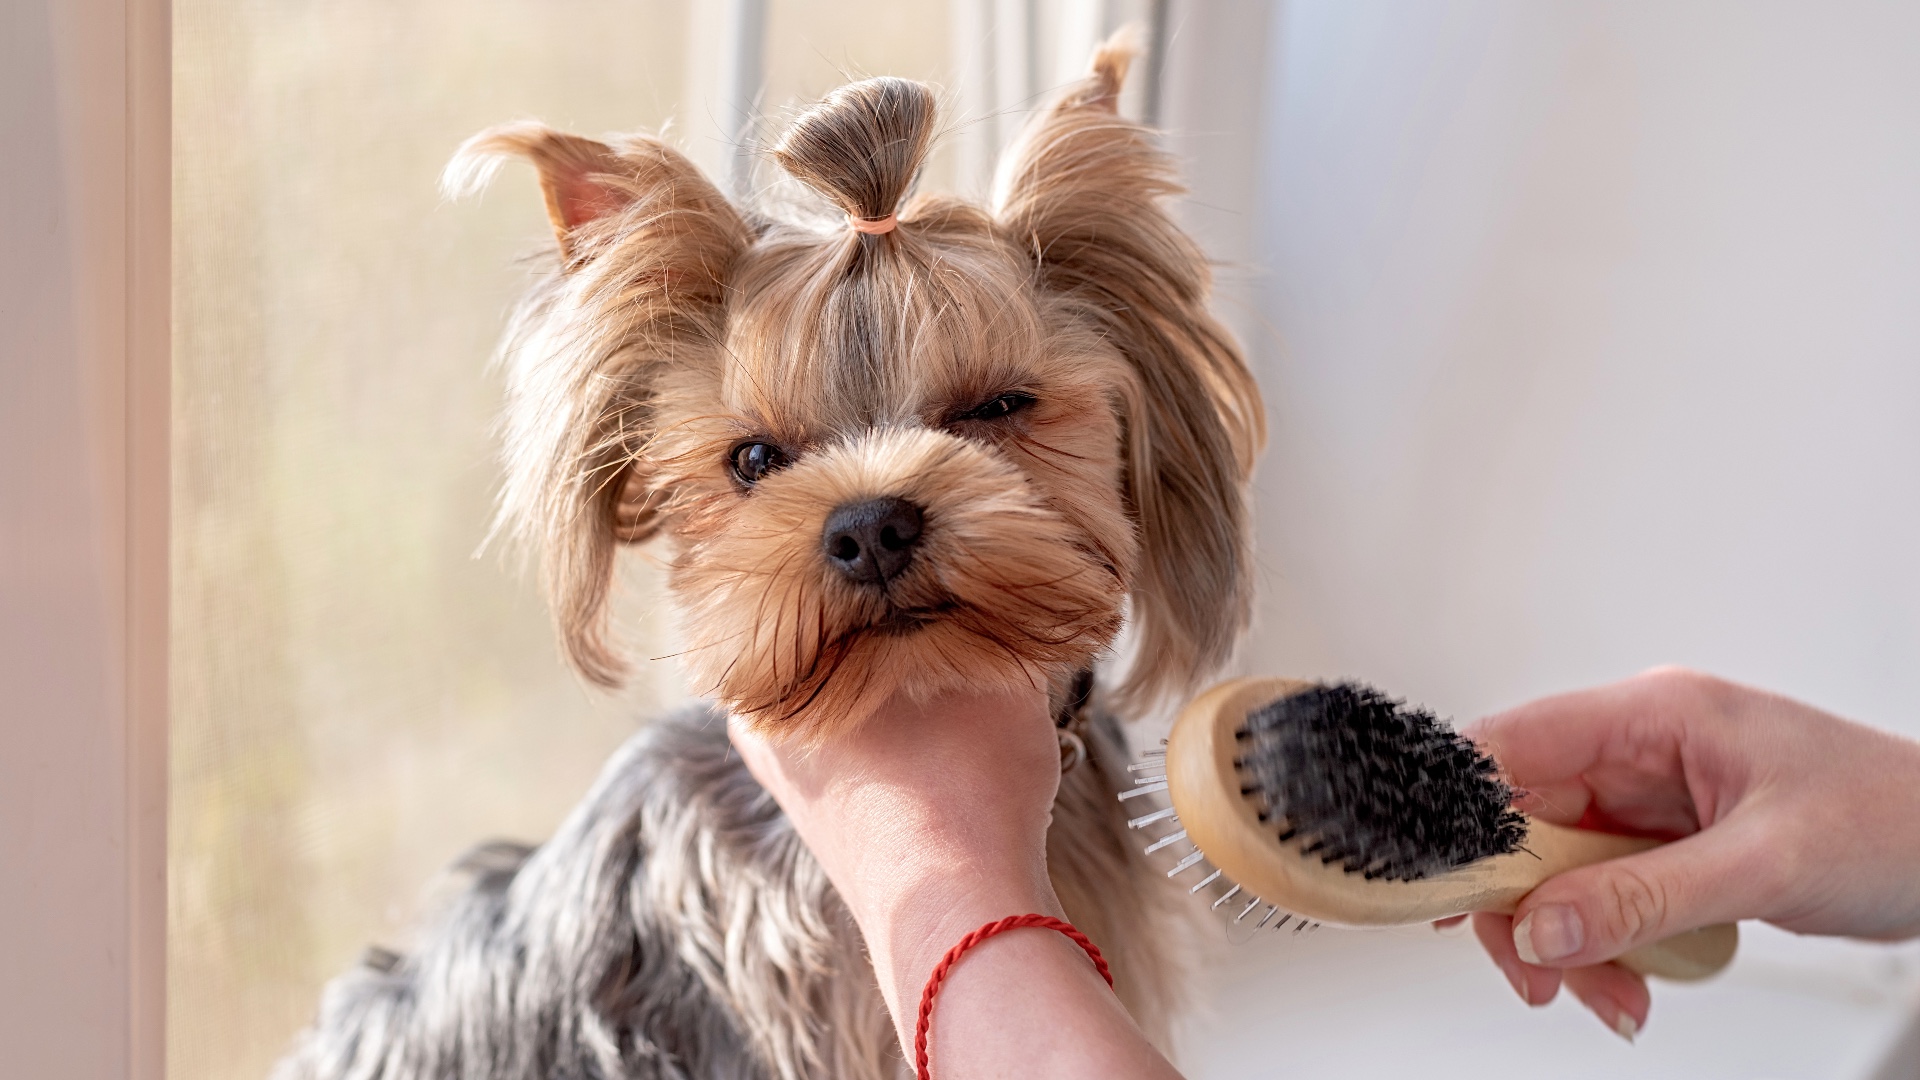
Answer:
[
  {"left": 1136, "top": 667, "right": 1920, "bottom": 1041},
  {"left": 1457, "top": 668, "right": 1920, "bottom": 1037}
]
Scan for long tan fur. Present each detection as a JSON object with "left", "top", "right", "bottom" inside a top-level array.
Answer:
[
  {"left": 998, "top": 41, "right": 1266, "bottom": 712},
  {"left": 444, "top": 122, "right": 753, "bottom": 686}
]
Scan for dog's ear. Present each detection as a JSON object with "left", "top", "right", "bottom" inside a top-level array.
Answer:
[
  {"left": 444, "top": 122, "right": 660, "bottom": 260},
  {"left": 447, "top": 123, "right": 750, "bottom": 685},
  {"left": 996, "top": 35, "right": 1266, "bottom": 709}
]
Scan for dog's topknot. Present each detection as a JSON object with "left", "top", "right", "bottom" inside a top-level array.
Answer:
[{"left": 772, "top": 76, "right": 936, "bottom": 223}]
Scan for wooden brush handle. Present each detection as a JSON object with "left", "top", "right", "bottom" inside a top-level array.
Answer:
[
  {"left": 1614, "top": 923, "right": 1739, "bottom": 981},
  {"left": 1167, "top": 678, "right": 1738, "bottom": 981},
  {"left": 1501, "top": 821, "right": 1737, "bottom": 981}
]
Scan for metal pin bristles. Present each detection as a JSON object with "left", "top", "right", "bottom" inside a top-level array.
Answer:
[
  {"left": 1165, "top": 849, "right": 1207, "bottom": 877},
  {"left": 1127, "top": 806, "right": 1177, "bottom": 830},
  {"left": 1143, "top": 829, "right": 1188, "bottom": 855}
]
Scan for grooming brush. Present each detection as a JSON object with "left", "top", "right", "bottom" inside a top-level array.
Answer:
[{"left": 1122, "top": 678, "right": 1739, "bottom": 980}]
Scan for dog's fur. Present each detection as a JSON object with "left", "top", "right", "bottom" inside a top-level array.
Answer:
[{"left": 274, "top": 38, "right": 1261, "bottom": 1080}]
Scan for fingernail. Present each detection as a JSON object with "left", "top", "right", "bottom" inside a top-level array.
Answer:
[
  {"left": 1513, "top": 905, "right": 1583, "bottom": 964},
  {"left": 1614, "top": 1012, "right": 1639, "bottom": 1043}
]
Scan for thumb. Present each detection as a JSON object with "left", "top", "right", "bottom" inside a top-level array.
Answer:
[{"left": 1511, "top": 818, "right": 1768, "bottom": 968}]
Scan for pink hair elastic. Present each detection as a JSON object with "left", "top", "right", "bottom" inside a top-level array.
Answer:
[{"left": 849, "top": 213, "right": 898, "bottom": 235}]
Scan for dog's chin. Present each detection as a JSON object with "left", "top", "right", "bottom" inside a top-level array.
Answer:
[
  {"left": 862, "top": 601, "right": 957, "bottom": 637},
  {"left": 718, "top": 594, "right": 1121, "bottom": 737}
]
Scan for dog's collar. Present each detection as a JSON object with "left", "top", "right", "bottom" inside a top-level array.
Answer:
[
  {"left": 1055, "top": 667, "right": 1094, "bottom": 729},
  {"left": 1055, "top": 668, "right": 1094, "bottom": 773}
]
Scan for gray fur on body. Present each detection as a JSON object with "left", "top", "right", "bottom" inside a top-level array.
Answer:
[{"left": 273, "top": 704, "right": 1170, "bottom": 1080}]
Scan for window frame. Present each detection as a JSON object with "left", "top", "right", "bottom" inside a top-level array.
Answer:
[{"left": 1, "top": 0, "right": 170, "bottom": 1076}]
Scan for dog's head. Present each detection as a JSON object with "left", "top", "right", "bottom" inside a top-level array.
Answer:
[{"left": 447, "top": 41, "right": 1262, "bottom": 735}]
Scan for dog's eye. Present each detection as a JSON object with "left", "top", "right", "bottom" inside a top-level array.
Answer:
[
  {"left": 958, "top": 392, "right": 1037, "bottom": 422},
  {"left": 730, "top": 441, "right": 790, "bottom": 485}
]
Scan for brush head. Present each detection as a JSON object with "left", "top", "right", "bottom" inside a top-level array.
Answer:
[{"left": 1236, "top": 682, "right": 1528, "bottom": 882}]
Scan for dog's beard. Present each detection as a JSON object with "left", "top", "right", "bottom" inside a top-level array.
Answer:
[{"left": 671, "top": 427, "right": 1128, "bottom": 734}]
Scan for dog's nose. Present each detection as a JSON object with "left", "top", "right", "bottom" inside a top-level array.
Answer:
[{"left": 822, "top": 497, "right": 925, "bottom": 586}]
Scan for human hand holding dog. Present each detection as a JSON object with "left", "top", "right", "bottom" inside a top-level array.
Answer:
[
  {"left": 730, "top": 685, "right": 1180, "bottom": 1078},
  {"left": 1454, "top": 668, "right": 1920, "bottom": 1039},
  {"left": 729, "top": 685, "right": 1062, "bottom": 1010}
]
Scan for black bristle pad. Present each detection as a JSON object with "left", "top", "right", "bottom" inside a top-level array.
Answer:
[{"left": 1239, "top": 683, "right": 1528, "bottom": 881}]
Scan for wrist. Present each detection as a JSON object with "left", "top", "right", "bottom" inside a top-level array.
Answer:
[{"left": 850, "top": 863, "right": 1064, "bottom": 1036}]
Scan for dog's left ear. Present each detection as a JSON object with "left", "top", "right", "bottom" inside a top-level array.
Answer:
[
  {"left": 996, "top": 34, "right": 1266, "bottom": 709},
  {"left": 446, "top": 123, "right": 751, "bottom": 686}
]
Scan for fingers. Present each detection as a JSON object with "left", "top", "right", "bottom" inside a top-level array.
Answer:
[
  {"left": 1466, "top": 669, "right": 1743, "bottom": 842},
  {"left": 1562, "top": 963, "right": 1649, "bottom": 1042},
  {"left": 1470, "top": 913, "right": 1650, "bottom": 1041},
  {"left": 725, "top": 716, "right": 778, "bottom": 782},
  {"left": 1511, "top": 816, "right": 1768, "bottom": 968},
  {"left": 1467, "top": 667, "right": 1741, "bottom": 792},
  {"left": 1506, "top": 779, "right": 1595, "bottom": 827},
  {"left": 1468, "top": 676, "right": 1664, "bottom": 786},
  {"left": 1471, "top": 913, "right": 1561, "bottom": 1006}
]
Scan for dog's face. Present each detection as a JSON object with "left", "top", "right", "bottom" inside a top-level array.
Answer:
[
  {"left": 653, "top": 230, "right": 1135, "bottom": 725},
  {"left": 450, "top": 49, "right": 1262, "bottom": 734}
]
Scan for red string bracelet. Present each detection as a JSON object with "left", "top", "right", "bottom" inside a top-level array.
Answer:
[{"left": 913, "top": 914, "right": 1113, "bottom": 1080}]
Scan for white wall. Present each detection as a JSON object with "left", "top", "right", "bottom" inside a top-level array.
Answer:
[
  {"left": 1168, "top": 3, "right": 1920, "bottom": 1075},
  {"left": 1246, "top": 1, "right": 1920, "bottom": 740}
]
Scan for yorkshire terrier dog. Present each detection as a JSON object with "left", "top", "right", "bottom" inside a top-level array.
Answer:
[{"left": 276, "top": 37, "right": 1261, "bottom": 1080}]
